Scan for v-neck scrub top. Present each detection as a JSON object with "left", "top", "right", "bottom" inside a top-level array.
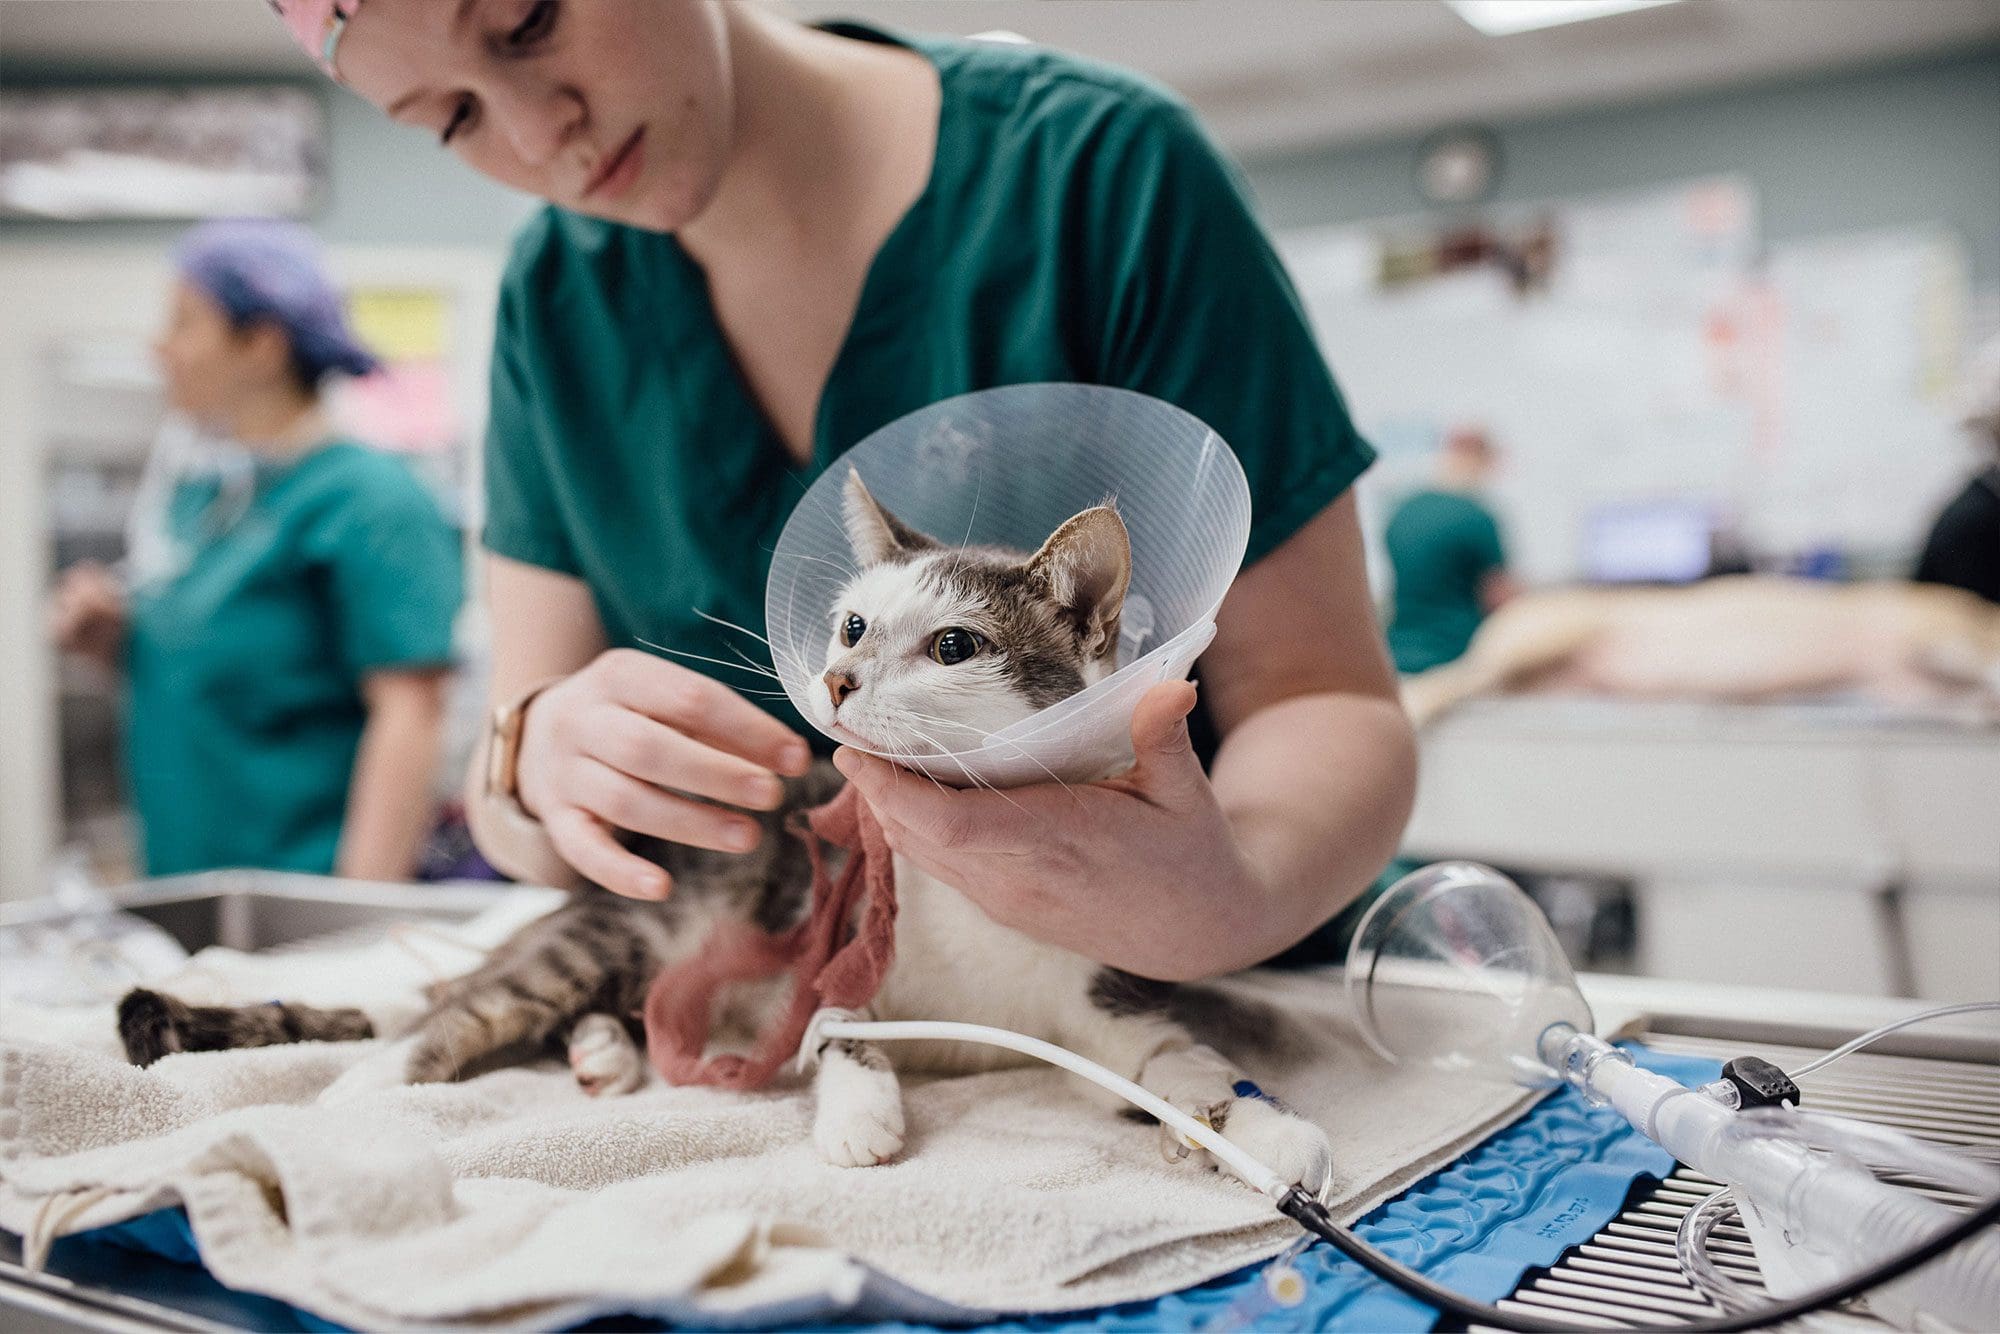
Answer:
[
  {"left": 482, "top": 24, "right": 1375, "bottom": 744},
  {"left": 124, "top": 441, "right": 463, "bottom": 876}
]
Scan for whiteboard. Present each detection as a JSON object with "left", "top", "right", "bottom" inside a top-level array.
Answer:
[{"left": 1277, "top": 178, "right": 1974, "bottom": 587}]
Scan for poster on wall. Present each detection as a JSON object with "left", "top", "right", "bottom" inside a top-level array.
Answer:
[{"left": 0, "top": 87, "right": 324, "bottom": 220}]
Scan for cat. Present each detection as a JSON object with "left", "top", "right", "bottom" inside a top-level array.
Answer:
[{"left": 119, "top": 468, "right": 1334, "bottom": 1198}]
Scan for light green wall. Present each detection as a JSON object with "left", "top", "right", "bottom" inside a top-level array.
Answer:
[
  {"left": 5, "top": 44, "right": 1997, "bottom": 287},
  {"left": 1240, "top": 44, "right": 2000, "bottom": 289}
]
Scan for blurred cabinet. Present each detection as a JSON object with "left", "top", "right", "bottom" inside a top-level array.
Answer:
[
  {"left": 1403, "top": 698, "right": 2000, "bottom": 1000},
  {"left": 42, "top": 334, "right": 160, "bottom": 880},
  {"left": 0, "top": 244, "right": 500, "bottom": 904}
]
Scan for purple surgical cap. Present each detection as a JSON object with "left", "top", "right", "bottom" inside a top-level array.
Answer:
[{"left": 173, "top": 219, "right": 378, "bottom": 382}]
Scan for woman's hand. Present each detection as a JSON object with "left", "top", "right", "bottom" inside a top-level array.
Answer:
[
  {"left": 515, "top": 648, "right": 814, "bottom": 900},
  {"left": 831, "top": 680, "right": 1261, "bottom": 981},
  {"left": 49, "top": 562, "right": 129, "bottom": 673}
]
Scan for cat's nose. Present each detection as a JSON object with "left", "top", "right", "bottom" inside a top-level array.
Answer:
[{"left": 823, "top": 669, "right": 858, "bottom": 708}]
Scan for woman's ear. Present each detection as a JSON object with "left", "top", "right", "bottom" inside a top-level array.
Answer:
[{"left": 237, "top": 318, "right": 304, "bottom": 392}]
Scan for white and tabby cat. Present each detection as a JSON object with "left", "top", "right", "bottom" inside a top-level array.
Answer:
[{"left": 119, "top": 469, "right": 1333, "bottom": 1198}]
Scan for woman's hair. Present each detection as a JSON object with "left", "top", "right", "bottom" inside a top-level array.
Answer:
[{"left": 174, "top": 219, "right": 379, "bottom": 395}]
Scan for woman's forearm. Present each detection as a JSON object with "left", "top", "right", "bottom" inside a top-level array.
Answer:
[
  {"left": 337, "top": 673, "right": 449, "bottom": 881},
  {"left": 1203, "top": 689, "right": 1417, "bottom": 971}
]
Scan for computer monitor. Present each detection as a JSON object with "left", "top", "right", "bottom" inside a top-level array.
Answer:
[{"left": 1582, "top": 501, "right": 1714, "bottom": 584}]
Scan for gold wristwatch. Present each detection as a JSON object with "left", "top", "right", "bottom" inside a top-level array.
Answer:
[
  {"left": 474, "top": 677, "right": 585, "bottom": 891},
  {"left": 485, "top": 678, "right": 562, "bottom": 804}
]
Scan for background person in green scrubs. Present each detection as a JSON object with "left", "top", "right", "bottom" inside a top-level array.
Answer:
[
  {"left": 49, "top": 221, "right": 464, "bottom": 880},
  {"left": 284, "top": 0, "right": 1418, "bottom": 978},
  {"left": 1384, "top": 426, "right": 1519, "bottom": 675}
]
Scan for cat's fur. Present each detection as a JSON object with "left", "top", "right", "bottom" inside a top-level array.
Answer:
[{"left": 118, "top": 469, "right": 1333, "bottom": 1197}]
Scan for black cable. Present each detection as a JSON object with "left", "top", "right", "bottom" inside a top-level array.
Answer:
[{"left": 1276, "top": 1184, "right": 2000, "bottom": 1333}]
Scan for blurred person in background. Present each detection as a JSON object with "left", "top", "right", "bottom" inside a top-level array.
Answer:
[
  {"left": 48, "top": 220, "right": 464, "bottom": 880},
  {"left": 1914, "top": 336, "right": 2000, "bottom": 606},
  {"left": 1384, "top": 425, "right": 1518, "bottom": 674}
]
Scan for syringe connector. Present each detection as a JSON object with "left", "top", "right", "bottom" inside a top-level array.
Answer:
[{"left": 1539, "top": 1025, "right": 1631, "bottom": 1106}]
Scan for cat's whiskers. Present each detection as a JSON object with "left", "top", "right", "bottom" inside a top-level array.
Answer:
[
  {"left": 890, "top": 736, "right": 957, "bottom": 803},
  {"left": 723, "top": 641, "right": 779, "bottom": 679},
  {"left": 634, "top": 637, "right": 783, "bottom": 683},
  {"left": 895, "top": 719, "right": 1041, "bottom": 826},
  {"left": 694, "top": 607, "right": 776, "bottom": 649},
  {"left": 895, "top": 708, "right": 1084, "bottom": 807},
  {"left": 789, "top": 549, "right": 864, "bottom": 582},
  {"left": 944, "top": 474, "right": 984, "bottom": 588}
]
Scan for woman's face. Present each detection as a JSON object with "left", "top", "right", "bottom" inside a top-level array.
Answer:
[
  {"left": 335, "top": 0, "right": 735, "bottom": 234},
  {"left": 153, "top": 282, "right": 272, "bottom": 422}
]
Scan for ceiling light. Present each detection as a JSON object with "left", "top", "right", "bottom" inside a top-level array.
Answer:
[{"left": 1444, "top": 0, "right": 1684, "bottom": 37}]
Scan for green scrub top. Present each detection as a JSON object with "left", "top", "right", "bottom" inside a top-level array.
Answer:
[
  {"left": 483, "top": 23, "right": 1375, "bottom": 751},
  {"left": 1383, "top": 489, "right": 1507, "bottom": 675},
  {"left": 124, "top": 440, "right": 463, "bottom": 876}
]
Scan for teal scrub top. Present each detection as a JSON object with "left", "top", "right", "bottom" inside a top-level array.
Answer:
[
  {"left": 124, "top": 440, "right": 463, "bottom": 876},
  {"left": 1383, "top": 489, "right": 1507, "bottom": 675},
  {"left": 482, "top": 23, "right": 1375, "bottom": 752}
]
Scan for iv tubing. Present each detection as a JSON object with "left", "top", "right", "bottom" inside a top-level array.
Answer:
[
  {"left": 802, "top": 1010, "right": 2000, "bottom": 1334},
  {"left": 804, "top": 1013, "right": 1287, "bottom": 1197},
  {"left": 1784, "top": 1000, "right": 2000, "bottom": 1081}
]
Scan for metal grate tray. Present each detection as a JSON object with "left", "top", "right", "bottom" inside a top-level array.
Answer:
[{"left": 1469, "top": 1030, "right": 2000, "bottom": 1331}]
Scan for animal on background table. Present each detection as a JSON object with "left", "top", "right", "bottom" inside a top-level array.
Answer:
[{"left": 1402, "top": 576, "right": 2000, "bottom": 727}]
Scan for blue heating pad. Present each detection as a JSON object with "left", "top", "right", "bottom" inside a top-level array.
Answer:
[{"left": 62, "top": 1044, "right": 1720, "bottom": 1333}]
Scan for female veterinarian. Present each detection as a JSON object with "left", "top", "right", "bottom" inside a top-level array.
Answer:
[
  {"left": 48, "top": 220, "right": 463, "bottom": 880},
  {"left": 271, "top": 0, "right": 1417, "bottom": 977}
]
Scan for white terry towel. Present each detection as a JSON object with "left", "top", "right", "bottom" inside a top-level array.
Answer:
[{"left": 0, "top": 896, "right": 1534, "bottom": 1329}]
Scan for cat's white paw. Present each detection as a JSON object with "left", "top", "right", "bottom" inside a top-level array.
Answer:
[
  {"left": 1215, "top": 1096, "right": 1336, "bottom": 1202},
  {"left": 567, "top": 1015, "right": 647, "bottom": 1097},
  {"left": 813, "top": 1047, "right": 905, "bottom": 1167}
]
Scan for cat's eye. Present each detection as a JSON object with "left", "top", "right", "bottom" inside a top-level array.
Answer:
[
  {"left": 930, "top": 628, "right": 983, "bottom": 666},
  {"left": 840, "top": 613, "right": 867, "bottom": 647}
]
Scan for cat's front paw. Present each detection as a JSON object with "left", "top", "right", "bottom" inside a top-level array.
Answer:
[
  {"left": 567, "top": 1014, "right": 647, "bottom": 1097},
  {"left": 812, "top": 1045, "right": 905, "bottom": 1167},
  {"left": 1217, "top": 1096, "right": 1336, "bottom": 1203},
  {"left": 814, "top": 1101, "right": 906, "bottom": 1168}
]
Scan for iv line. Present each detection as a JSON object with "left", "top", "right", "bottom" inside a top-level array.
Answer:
[{"left": 798, "top": 1009, "right": 2000, "bottom": 1334}]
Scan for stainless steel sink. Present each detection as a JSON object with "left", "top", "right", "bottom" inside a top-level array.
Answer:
[{"left": 1, "top": 870, "right": 519, "bottom": 957}]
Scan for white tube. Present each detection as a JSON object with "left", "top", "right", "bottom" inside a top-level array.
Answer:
[
  {"left": 1558, "top": 1030, "right": 2000, "bottom": 1328},
  {"left": 802, "top": 1012, "right": 1289, "bottom": 1199}
]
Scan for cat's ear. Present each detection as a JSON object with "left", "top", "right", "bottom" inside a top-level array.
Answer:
[
  {"left": 1027, "top": 506, "right": 1131, "bottom": 659},
  {"left": 843, "top": 469, "right": 937, "bottom": 566}
]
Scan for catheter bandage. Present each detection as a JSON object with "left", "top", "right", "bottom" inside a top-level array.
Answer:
[
  {"left": 645, "top": 785, "right": 898, "bottom": 1090},
  {"left": 766, "top": 384, "right": 1251, "bottom": 789}
]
